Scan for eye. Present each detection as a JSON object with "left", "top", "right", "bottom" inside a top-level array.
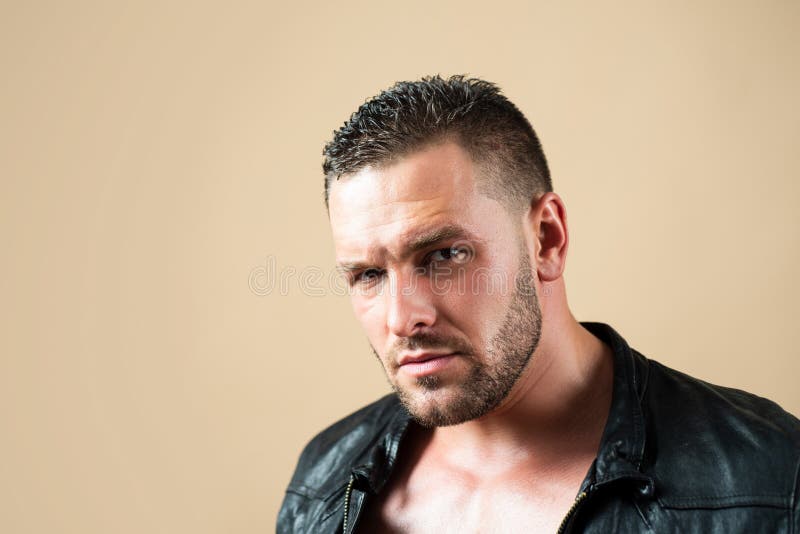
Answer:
[
  {"left": 353, "top": 268, "right": 385, "bottom": 285},
  {"left": 427, "top": 245, "right": 472, "bottom": 266}
]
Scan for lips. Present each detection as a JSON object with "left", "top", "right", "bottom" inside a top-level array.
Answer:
[
  {"left": 398, "top": 351, "right": 455, "bottom": 366},
  {"left": 397, "top": 352, "right": 459, "bottom": 377}
]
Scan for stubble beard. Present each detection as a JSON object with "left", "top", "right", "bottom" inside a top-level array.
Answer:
[{"left": 376, "top": 253, "right": 542, "bottom": 427}]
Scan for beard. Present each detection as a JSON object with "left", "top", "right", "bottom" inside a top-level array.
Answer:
[{"left": 373, "top": 250, "right": 542, "bottom": 427}]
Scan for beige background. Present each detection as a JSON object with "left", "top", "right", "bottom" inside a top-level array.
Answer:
[{"left": 1, "top": 1, "right": 798, "bottom": 532}]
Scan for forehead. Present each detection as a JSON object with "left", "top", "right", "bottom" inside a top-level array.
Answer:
[{"left": 328, "top": 142, "right": 504, "bottom": 261}]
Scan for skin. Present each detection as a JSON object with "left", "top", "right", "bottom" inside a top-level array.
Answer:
[{"left": 328, "top": 141, "right": 614, "bottom": 533}]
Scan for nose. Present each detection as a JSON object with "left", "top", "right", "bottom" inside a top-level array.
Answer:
[{"left": 385, "top": 270, "right": 437, "bottom": 338}]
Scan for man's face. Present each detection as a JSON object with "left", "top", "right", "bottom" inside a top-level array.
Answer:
[{"left": 328, "top": 142, "right": 542, "bottom": 427}]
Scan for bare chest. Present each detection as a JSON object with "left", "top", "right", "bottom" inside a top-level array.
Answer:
[{"left": 358, "top": 468, "right": 584, "bottom": 534}]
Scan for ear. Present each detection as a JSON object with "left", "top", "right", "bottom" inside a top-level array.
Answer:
[{"left": 527, "top": 192, "right": 569, "bottom": 282}]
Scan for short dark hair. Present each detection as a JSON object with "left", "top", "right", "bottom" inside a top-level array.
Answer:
[{"left": 322, "top": 75, "right": 552, "bottom": 210}]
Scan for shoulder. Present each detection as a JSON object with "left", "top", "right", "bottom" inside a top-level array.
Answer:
[
  {"left": 640, "top": 355, "right": 800, "bottom": 509},
  {"left": 286, "top": 393, "right": 407, "bottom": 499},
  {"left": 278, "top": 394, "right": 408, "bottom": 533}
]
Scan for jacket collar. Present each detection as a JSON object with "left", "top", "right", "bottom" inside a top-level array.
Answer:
[
  {"left": 582, "top": 322, "right": 654, "bottom": 495},
  {"left": 353, "top": 404, "right": 412, "bottom": 494}
]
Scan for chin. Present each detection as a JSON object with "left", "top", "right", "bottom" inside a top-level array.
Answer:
[{"left": 394, "top": 383, "right": 489, "bottom": 428}]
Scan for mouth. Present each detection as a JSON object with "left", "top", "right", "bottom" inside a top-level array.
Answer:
[
  {"left": 398, "top": 350, "right": 455, "bottom": 365},
  {"left": 398, "top": 352, "right": 459, "bottom": 377}
]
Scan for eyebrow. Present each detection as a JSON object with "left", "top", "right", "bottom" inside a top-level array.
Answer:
[
  {"left": 336, "top": 224, "right": 477, "bottom": 273},
  {"left": 405, "top": 224, "right": 471, "bottom": 255}
]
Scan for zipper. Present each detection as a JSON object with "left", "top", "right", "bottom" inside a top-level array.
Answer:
[
  {"left": 342, "top": 474, "right": 355, "bottom": 533},
  {"left": 556, "top": 490, "right": 588, "bottom": 534}
]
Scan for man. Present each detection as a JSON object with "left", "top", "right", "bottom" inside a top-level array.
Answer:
[{"left": 278, "top": 76, "right": 800, "bottom": 533}]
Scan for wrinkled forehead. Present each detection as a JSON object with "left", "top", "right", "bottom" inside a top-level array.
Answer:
[{"left": 328, "top": 143, "right": 481, "bottom": 252}]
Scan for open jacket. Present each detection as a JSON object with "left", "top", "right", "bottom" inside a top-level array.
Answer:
[{"left": 278, "top": 323, "right": 800, "bottom": 533}]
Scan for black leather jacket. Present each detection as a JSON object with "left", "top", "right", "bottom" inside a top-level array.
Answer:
[{"left": 278, "top": 323, "right": 800, "bottom": 533}]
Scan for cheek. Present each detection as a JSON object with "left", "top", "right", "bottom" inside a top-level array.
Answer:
[
  {"left": 350, "top": 295, "right": 386, "bottom": 344},
  {"left": 441, "top": 265, "right": 515, "bottom": 334}
]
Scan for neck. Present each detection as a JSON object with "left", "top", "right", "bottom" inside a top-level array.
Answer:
[{"left": 426, "top": 281, "right": 614, "bottom": 473}]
